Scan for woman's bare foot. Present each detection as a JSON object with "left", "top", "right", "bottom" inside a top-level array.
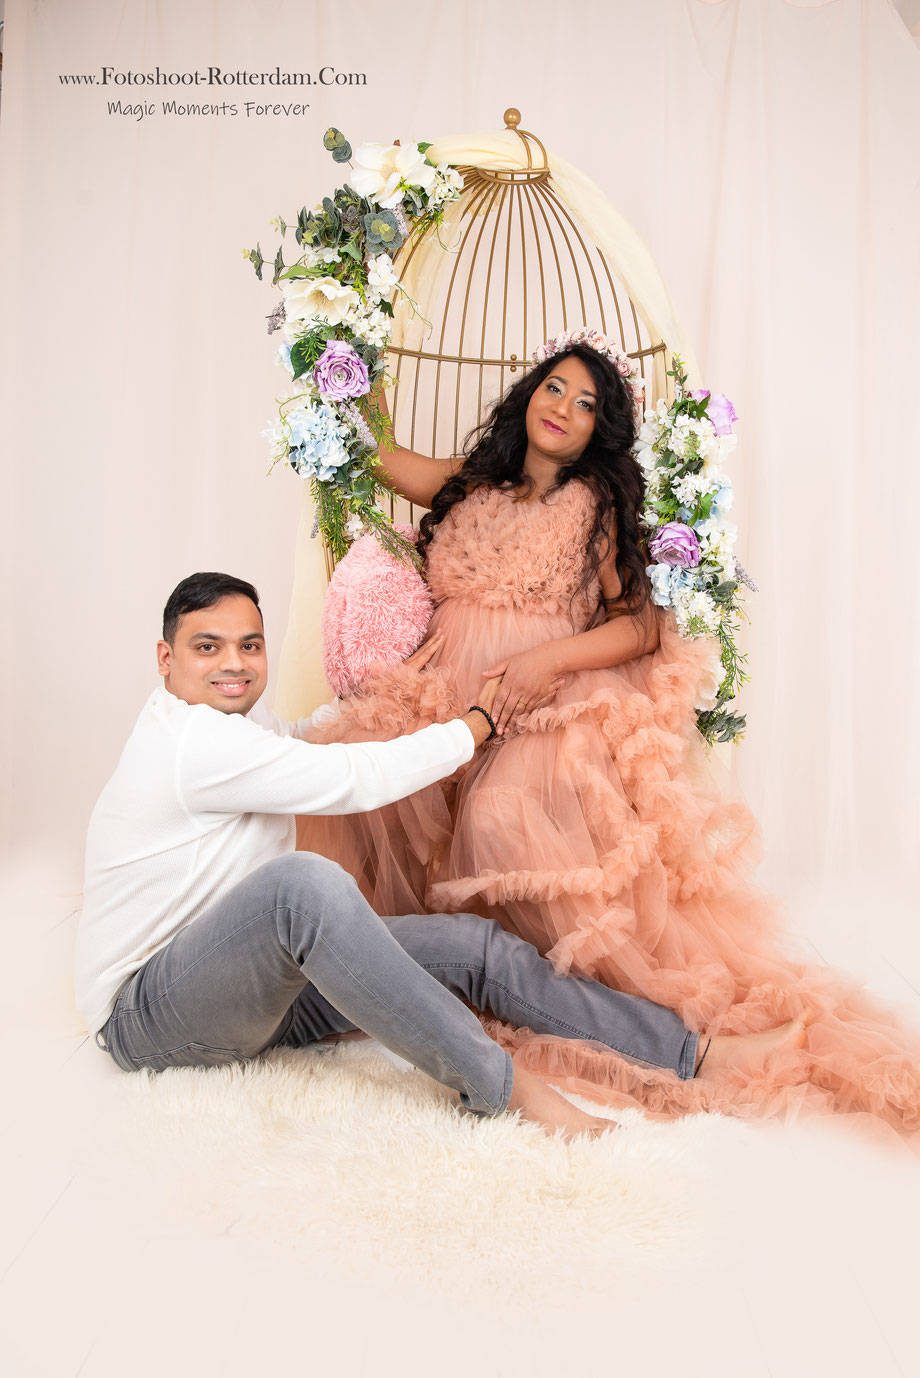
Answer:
[
  {"left": 696, "top": 1007, "right": 814, "bottom": 1078},
  {"left": 507, "top": 1064, "right": 615, "bottom": 1140}
]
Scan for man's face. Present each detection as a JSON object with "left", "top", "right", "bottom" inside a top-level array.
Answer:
[{"left": 157, "top": 594, "right": 267, "bottom": 715}]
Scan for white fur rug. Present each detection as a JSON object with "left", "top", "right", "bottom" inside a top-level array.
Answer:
[
  {"left": 15, "top": 1032, "right": 920, "bottom": 1378},
  {"left": 98, "top": 1041, "right": 744, "bottom": 1304}
]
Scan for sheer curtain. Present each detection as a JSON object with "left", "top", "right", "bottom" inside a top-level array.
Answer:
[{"left": 1, "top": 0, "right": 917, "bottom": 903}]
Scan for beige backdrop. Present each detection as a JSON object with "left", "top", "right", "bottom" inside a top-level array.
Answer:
[{"left": 1, "top": 0, "right": 918, "bottom": 899}]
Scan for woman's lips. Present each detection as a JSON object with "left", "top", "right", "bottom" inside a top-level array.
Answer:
[{"left": 542, "top": 419, "right": 565, "bottom": 435}]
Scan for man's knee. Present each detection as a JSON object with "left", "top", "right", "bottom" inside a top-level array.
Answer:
[
  {"left": 258, "top": 851, "right": 358, "bottom": 904},
  {"left": 255, "top": 852, "right": 375, "bottom": 959}
]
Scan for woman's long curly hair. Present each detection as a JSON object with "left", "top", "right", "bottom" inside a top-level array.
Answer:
[{"left": 417, "top": 343, "right": 649, "bottom": 623}]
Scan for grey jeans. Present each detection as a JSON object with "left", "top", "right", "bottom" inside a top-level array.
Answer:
[{"left": 100, "top": 852, "right": 700, "bottom": 1115}]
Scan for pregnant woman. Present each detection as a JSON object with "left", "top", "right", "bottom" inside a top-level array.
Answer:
[{"left": 299, "top": 332, "right": 920, "bottom": 1138}]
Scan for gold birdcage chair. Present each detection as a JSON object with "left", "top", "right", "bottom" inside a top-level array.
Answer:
[
  {"left": 280, "top": 108, "right": 693, "bottom": 715},
  {"left": 319, "top": 108, "right": 677, "bottom": 579}
]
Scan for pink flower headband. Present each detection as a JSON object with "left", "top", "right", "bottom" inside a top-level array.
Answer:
[{"left": 531, "top": 326, "right": 644, "bottom": 406}]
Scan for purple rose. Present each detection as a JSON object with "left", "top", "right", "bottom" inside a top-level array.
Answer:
[
  {"left": 689, "top": 389, "right": 738, "bottom": 436},
  {"left": 313, "top": 341, "right": 370, "bottom": 400},
  {"left": 649, "top": 521, "right": 701, "bottom": 569}
]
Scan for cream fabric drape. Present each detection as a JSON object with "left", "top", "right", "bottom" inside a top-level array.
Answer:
[
  {"left": 274, "top": 128, "right": 700, "bottom": 718},
  {"left": 1, "top": 0, "right": 918, "bottom": 899}
]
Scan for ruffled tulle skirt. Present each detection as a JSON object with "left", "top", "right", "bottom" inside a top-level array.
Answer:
[{"left": 299, "top": 600, "right": 920, "bottom": 1143}]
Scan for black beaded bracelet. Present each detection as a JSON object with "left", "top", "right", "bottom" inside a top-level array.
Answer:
[{"left": 466, "top": 704, "right": 497, "bottom": 741}]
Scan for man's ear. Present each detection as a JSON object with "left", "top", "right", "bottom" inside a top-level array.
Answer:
[{"left": 156, "top": 640, "right": 172, "bottom": 679}]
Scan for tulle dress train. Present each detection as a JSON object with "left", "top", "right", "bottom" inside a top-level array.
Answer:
[{"left": 299, "top": 481, "right": 920, "bottom": 1141}]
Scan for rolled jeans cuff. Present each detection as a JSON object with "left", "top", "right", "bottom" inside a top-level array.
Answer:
[
  {"left": 679, "top": 1029, "right": 702, "bottom": 1080},
  {"left": 471, "top": 1046, "right": 514, "bottom": 1117}
]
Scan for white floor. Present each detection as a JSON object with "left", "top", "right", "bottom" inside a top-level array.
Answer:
[{"left": 3, "top": 866, "right": 920, "bottom": 1378}]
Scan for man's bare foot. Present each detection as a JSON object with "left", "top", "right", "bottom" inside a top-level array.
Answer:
[
  {"left": 696, "top": 1007, "right": 814, "bottom": 1078},
  {"left": 507, "top": 1064, "right": 615, "bottom": 1140}
]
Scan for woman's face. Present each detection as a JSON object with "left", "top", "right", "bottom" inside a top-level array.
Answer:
[{"left": 525, "top": 353, "right": 598, "bottom": 465}]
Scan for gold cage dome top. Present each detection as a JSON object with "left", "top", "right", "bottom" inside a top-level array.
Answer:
[{"left": 381, "top": 108, "right": 672, "bottom": 532}]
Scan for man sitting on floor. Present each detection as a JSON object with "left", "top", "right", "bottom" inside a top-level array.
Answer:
[{"left": 74, "top": 572, "right": 804, "bottom": 1138}]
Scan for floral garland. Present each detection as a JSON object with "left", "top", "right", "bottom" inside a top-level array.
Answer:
[
  {"left": 245, "top": 129, "right": 462, "bottom": 562},
  {"left": 635, "top": 359, "right": 752, "bottom": 745}
]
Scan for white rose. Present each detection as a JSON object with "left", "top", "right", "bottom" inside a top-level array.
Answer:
[
  {"left": 695, "top": 516, "right": 723, "bottom": 545},
  {"left": 282, "top": 275, "right": 360, "bottom": 327},
  {"left": 699, "top": 519, "right": 737, "bottom": 560}
]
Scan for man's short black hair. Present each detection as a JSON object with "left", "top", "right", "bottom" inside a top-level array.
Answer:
[{"left": 162, "top": 572, "right": 262, "bottom": 644}]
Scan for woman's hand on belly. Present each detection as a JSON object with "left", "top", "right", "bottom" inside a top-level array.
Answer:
[
  {"left": 481, "top": 642, "right": 568, "bottom": 736},
  {"left": 403, "top": 631, "right": 445, "bottom": 670}
]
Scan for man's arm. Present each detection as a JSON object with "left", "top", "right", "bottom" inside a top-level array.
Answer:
[{"left": 179, "top": 691, "right": 498, "bottom": 819}]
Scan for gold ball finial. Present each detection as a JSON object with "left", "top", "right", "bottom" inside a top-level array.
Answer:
[{"left": 503, "top": 108, "right": 521, "bottom": 129}]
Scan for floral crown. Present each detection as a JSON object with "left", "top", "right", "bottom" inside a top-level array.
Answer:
[{"left": 531, "top": 326, "right": 644, "bottom": 405}]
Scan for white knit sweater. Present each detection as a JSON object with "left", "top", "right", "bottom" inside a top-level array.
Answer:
[{"left": 74, "top": 686, "right": 474, "bottom": 1034}]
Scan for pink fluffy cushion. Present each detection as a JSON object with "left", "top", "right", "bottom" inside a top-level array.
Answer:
[{"left": 321, "top": 524, "right": 434, "bottom": 697}]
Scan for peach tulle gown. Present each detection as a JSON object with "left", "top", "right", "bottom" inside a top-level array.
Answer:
[{"left": 299, "top": 481, "right": 920, "bottom": 1140}]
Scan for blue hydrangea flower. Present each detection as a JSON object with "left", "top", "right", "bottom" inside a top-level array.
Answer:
[
  {"left": 286, "top": 401, "right": 350, "bottom": 481},
  {"left": 647, "top": 563, "right": 694, "bottom": 608},
  {"left": 708, "top": 482, "right": 734, "bottom": 521}
]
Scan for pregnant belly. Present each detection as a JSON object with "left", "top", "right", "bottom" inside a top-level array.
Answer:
[{"left": 427, "top": 599, "right": 580, "bottom": 707}]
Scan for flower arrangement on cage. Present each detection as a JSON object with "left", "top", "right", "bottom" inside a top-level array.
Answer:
[
  {"left": 245, "top": 129, "right": 463, "bottom": 563},
  {"left": 635, "top": 358, "right": 753, "bottom": 745}
]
